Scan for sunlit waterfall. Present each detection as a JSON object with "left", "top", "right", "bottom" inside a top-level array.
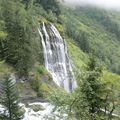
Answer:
[{"left": 38, "top": 22, "right": 76, "bottom": 92}]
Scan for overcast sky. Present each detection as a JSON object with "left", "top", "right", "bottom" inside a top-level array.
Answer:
[{"left": 64, "top": 0, "right": 120, "bottom": 10}]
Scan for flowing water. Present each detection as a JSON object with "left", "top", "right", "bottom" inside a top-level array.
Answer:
[{"left": 38, "top": 22, "right": 76, "bottom": 92}]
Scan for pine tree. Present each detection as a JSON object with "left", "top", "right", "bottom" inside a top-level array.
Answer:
[
  {"left": 0, "top": 74, "right": 23, "bottom": 120},
  {"left": 81, "top": 56, "right": 104, "bottom": 113}
]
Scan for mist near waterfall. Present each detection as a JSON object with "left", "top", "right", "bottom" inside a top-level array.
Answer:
[{"left": 64, "top": 0, "right": 120, "bottom": 10}]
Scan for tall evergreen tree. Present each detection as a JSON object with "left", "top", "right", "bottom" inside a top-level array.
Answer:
[
  {"left": 0, "top": 74, "right": 23, "bottom": 120},
  {"left": 81, "top": 56, "right": 104, "bottom": 113}
]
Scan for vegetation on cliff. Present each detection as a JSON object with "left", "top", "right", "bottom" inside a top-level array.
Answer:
[{"left": 0, "top": 0, "right": 120, "bottom": 119}]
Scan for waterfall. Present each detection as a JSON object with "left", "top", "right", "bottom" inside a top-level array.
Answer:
[{"left": 39, "top": 22, "right": 76, "bottom": 92}]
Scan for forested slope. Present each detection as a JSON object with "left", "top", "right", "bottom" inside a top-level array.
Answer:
[
  {"left": 0, "top": 0, "right": 120, "bottom": 119},
  {"left": 63, "top": 7, "right": 120, "bottom": 74},
  {"left": 1, "top": 1, "right": 120, "bottom": 75}
]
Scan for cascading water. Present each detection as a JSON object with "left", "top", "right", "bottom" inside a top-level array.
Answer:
[{"left": 38, "top": 22, "right": 76, "bottom": 92}]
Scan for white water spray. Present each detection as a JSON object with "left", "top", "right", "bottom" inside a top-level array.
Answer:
[{"left": 39, "top": 22, "right": 76, "bottom": 92}]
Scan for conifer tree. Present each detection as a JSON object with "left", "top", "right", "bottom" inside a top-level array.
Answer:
[
  {"left": 81, "top": 56, "right": 104, "bottom": 113},
  {"left": 0, "top": 74, "right": 23, "bottom": 120}
]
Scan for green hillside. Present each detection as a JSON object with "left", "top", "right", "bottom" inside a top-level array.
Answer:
[
  {"left": 62, "top": 7, "right": 120, "bottom": 74},
  {"left": 0, "top": 0, "right": 120, "bottom": 119}
]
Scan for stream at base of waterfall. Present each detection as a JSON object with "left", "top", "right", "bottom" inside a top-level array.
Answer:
[{"left": 0, "top": 103, "right": 67, "bottom": 120}]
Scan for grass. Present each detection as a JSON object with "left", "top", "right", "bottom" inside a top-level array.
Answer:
[
  {"left": 0, "top": 61, "right": 13, "bottom": 74},
  {"left": 67, "top": 39, "right": 88, "bottom": 70}
]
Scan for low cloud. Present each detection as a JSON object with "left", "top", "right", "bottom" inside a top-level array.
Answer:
[{"left": 64, "top": 0, "right": 120, "bottom": 10}]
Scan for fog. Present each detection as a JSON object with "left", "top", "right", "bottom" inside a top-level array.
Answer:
[{"left": 64, "top": 0, "right": 120, "bottom": 10}]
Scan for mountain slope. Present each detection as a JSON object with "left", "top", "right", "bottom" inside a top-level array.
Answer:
[
  {"left": 0, "top": 1, "right": 120, "bottom": 119},
  {"left": 62, "top": 6, "right": 120, "bottom": 74}
]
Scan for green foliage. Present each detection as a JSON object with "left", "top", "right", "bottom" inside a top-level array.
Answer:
[
  {"left": 81, "top": 56, "right": 104, "bottom": 113},
  {"left": 66, "top": 20, "right": 90, "bottom": 53},
  {"left": 0, "top": 1, "right": 119, "bottom": 119},
  {"left": 55, "top": 22, "right": 65, "bottom": 36},
  {"left": 34, "top": 0, "right": 61, "bottom": 16},
  {"left": 16, "top": 80, "right": 37, "bottom": 97},
  {"left": 49, "top": 55, "right": 120, "bottom": 119},
  {"left": 63, "top": 6, "right": 120, "bottom": 74},
  {"left": 29, "top": 65, "right": 54, "bottom": 97},
  {"left": 67, "top": 39, "right": 88, "bottom": 69},
  {"left": 49, "top": 89, "right": 103, "bottom": 120},
  {"left": 102, "top": 71, "right": 120, "bottom": 116},
  {"left": 0, "top": 31, "right": 7, "bottom": 39},
  {"left": 33, "top": 3, "right": 57, "bottom": 22},
  {"left": 30, "top": 76, "right": 43, "bottom": 97},
  {"left": 0, "top": 0, "right": 36, "bottom": 76},
  {"left": 0, "top": 74, "right": 23, "bottom": 120},
  {"left": 81, "top": 7, "right": 120, "bottom": 39},
  {"left": 22, "top": 0, "right": 34, "bottom": 9},
  {"left": 0, "top": 0, "right": 61, "bottom": 77},
  {"left": 36, "top": 65, "right": 46, "bottom": 74},
  {"left": 0, "top": 61, "right": 13, "bottom": 74}
]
